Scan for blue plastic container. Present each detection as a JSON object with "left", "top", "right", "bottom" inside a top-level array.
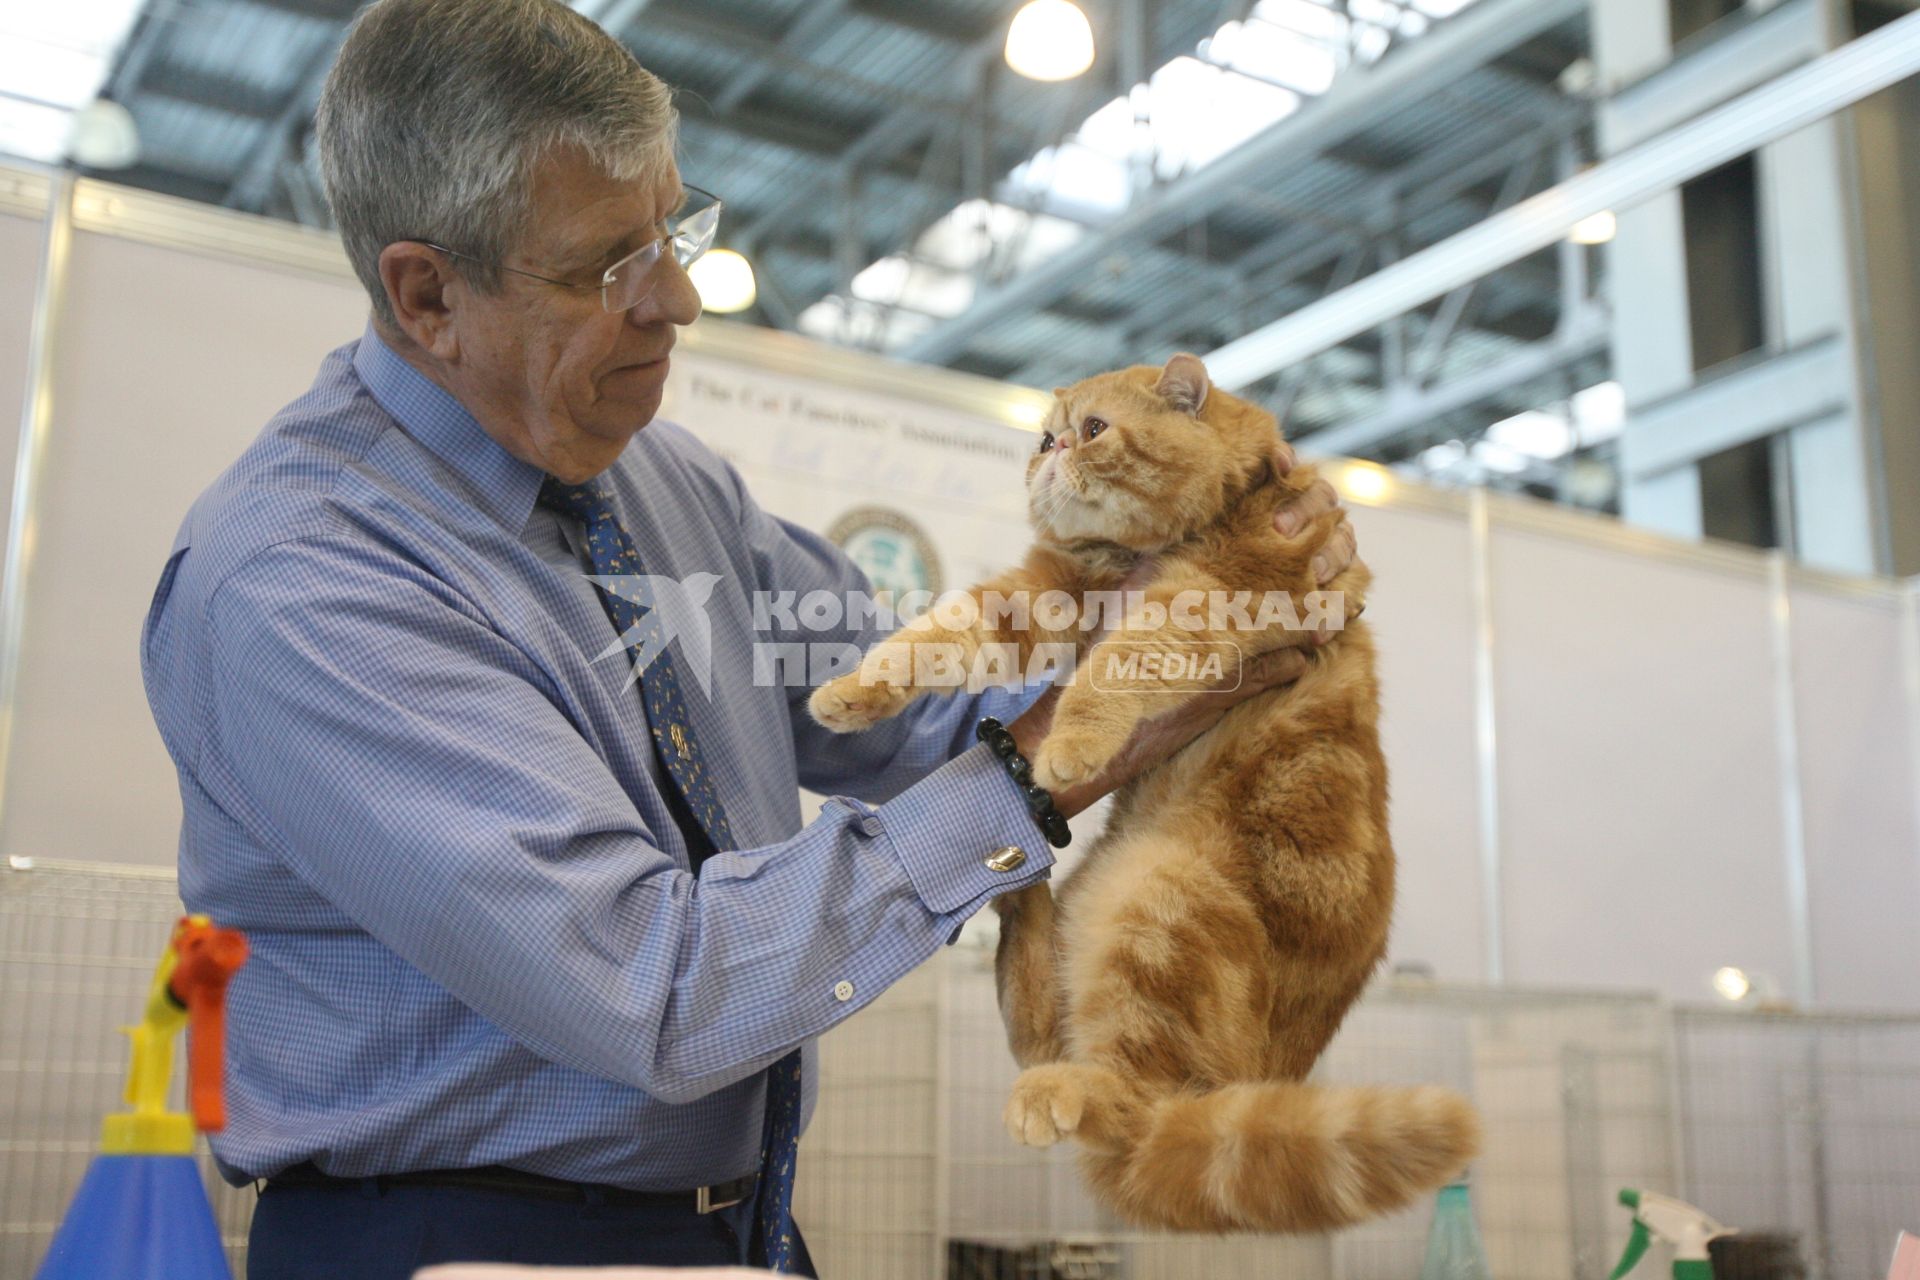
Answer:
[{"left": 34, "top": 1155, "right": 230, "bottom": 1280}]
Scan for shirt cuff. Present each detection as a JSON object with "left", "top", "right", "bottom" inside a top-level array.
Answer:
[{"left": 868, "top": 742, "right": 1056, "bottom": 914}]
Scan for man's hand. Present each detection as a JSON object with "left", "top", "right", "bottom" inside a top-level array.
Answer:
[
  {"left": 1271, "top": 441, "right": 1359, "bottom": 589},
  {"left": 1006, "top": 644, "right": 1313, "bottom": 819},
  {"left": 1111, "top": 444, "right": 1361, "bottom": 605},
  {"left": 995, "top": 441, "right": 1361, "bottom": 822}
]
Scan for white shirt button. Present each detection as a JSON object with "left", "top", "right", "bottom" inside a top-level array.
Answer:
[{"left": 833, "top": 980, "right": 854, "bottom": 1002}]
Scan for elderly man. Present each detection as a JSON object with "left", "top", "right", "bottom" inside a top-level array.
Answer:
[{"left": 139, "top": 0, "right": 1359, "bottom": 1274}]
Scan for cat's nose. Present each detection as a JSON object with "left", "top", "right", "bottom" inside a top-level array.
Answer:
[{"left": 1053, "top": 430, "right": 1075, "bottom": 452}]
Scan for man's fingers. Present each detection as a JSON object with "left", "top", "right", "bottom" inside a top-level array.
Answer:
[
  {"left": 1116, "top": 552, "right": 1162, "bottom": 594},
  {"left": 1274, "top": 477, "right": 1339, "bottom": 537},
  {"left": 1239, "top": 646, "right": 1311, "bottom": 691},
  {"left": 1314, "top": 517, "right": 1358, "bottom": 584}
]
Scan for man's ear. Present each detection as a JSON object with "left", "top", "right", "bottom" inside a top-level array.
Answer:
[
  {"left": 1155, "top": 353, "right": 1209, "bottom": 416},
  {"left": 378, "top": 241, "right": 460, "bottom": 359}
]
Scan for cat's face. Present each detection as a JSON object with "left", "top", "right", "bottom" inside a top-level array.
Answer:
[{"left": 1024, "top": 354, "right": 1275, "bottom": 550}]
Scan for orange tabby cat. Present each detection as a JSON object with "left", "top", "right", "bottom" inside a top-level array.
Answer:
[{"left": 809, "top": 354, "right": 1479, "bottom": 1232}]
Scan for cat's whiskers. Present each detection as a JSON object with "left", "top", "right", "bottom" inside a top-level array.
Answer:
[
  {"left": 1032, "top": 472, "right": 1086, "bottom": 533},
  {"left": 1033, "top": 483, "right": 1075, "bottom": 529}
]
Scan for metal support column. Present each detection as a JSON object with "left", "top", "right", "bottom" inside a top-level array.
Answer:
[
  {"left": 1902, "top": 578, "right": 1920, "bottom": 922},
  {"left": 1766, "top": 553, "right": 1817, "bottom": 1006},
  {"left": 0, "top": 172, "right": 73, "bottom": 854},
  {"left": 1468, "top": 488, "right": 1505, "bottom": 983}
]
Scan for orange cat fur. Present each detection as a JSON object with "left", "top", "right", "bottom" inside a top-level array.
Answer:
[{"left": 809, "top": 354, "right": 1479, "bottom": 1232}]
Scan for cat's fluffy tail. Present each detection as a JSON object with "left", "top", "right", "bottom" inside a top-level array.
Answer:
[{"left": 1089, "top": 1080, "right": 1480, "bottom": 1233}]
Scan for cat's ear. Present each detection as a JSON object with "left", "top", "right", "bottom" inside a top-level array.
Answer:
[
  {"left": 1052, "top": 387, "right": 1069, "bottom": 399},
  {"left": 1155, "top": 354, "right": 1210, "bottom": 416}
]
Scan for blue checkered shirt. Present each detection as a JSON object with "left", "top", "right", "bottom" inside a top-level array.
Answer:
[{"left": 139, "top": 326, "right": 1052, "bottom": 1190}]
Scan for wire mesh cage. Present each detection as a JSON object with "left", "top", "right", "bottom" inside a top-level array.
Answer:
[
  {"left": 793, "top": 956, "right": 947, "bottom": 1280},
  {"left": 6, "top": 861, "right": 1918, "bottom": 1280},
  {"left": 923, "top": 947, "right": 1677, "bottom": 1280},
  {"left": 1673, "top": 1008, "right": 1920, "bottom": 1280},
  {"left": 798, "top": 945, "right": 1920, "bottom": 1279},
  {"left": 0, "top": 860, "right": 254, "bottom": 1279}
]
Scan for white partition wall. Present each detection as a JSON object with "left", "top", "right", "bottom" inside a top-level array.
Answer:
[
  {"left": 0, "top": 165, "right": 1915, "bottom": 1009},
  {"left": 1787, "top": 581, "right": 1920, "bottom": 1008},
  {"left": 1490, "top": 522, "right": 1798, "bottom": 998},
  {"left": 1346, "top": 496, "right": 1490, "bottom": 983},
  {"left": 3, "top": 205, "right": 370, "bottom": 866},
  {"left": 1324, "top": 460, "right": 1920, "bottom": 1009}
]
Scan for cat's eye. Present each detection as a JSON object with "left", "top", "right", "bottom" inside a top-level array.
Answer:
[
  {"left": 1038, "top": 431, "right": 1055, "bottom": 453},
  {"left": 1084, "top": 417, "right": 1108, "bottom": 439}
]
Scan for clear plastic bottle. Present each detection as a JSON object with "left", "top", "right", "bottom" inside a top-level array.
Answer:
[{"left": 1417, "top": 1179, "right": 1494, "bottom": 1280}]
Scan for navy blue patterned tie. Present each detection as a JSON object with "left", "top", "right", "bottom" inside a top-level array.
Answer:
[{"left": 536, "top": 476, "right": 802, "bottom": 1272}]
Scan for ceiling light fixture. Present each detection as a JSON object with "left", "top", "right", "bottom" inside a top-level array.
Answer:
[
  {"left": 68, "top": 98, "right": 138, "bottom": 169},
  {"left": 689, "top": 248, "right": 757, "bottom": 314},
  {"left": 1336, "top": 463, "right": 1392, "bottom": 503},
  {"left": 1006, "top": 0, "right": 1096, "bottom": 82}
]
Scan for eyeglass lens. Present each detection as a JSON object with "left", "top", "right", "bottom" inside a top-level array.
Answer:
[{"left": 602, "top": 193, "right": 723, "bottom": 313}]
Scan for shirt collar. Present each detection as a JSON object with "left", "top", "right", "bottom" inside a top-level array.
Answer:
[{"left": 352, "top": 324, "right": 546, "bottom": 532}]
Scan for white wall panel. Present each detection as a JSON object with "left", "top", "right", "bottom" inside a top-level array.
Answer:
[
  {"left": 1347, "top": 502, "right": 1488, "bottom": 982},
  {"left": 1490, "top": 526, "right": 1800, "bottom": 1000},
  {"left": 0, "top": 230, "right": 368, "bottom": 865},
  {"left": 1787, "top": 585, "right": 1920, "bottom": 1008}
]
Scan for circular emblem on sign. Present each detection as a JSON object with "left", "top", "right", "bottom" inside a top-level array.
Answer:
[{"left": 827, "top": 506, "right": 944, "bottom": 605}]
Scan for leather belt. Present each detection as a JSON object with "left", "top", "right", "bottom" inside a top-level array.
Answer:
[{"left": 265, "top": 1161, "right": 755, "bottom": 1213}]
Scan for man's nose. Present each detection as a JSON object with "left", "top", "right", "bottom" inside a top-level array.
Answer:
[{"left": 632, "top": 253, "right": 702, "bottom": 328}]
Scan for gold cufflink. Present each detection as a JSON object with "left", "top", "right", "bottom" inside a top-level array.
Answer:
[{"left": 986, "top": 846, "right": 1026, "bottom": 872}]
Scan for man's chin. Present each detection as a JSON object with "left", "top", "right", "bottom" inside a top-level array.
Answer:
[{"left": 590, "top": 386, "right": 665, "bottom": 431}]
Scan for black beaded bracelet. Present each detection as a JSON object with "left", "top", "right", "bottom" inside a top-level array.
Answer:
[{"left": 975, "top": 717, "right": 1072, "bottom": 848}]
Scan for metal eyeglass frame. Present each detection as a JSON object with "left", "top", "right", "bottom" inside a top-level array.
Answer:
[{"left": 421, "top": 184, "right": 723, "bottom": 314}]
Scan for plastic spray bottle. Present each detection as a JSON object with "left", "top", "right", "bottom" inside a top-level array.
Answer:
[
  {"left": 1609, "top": 1189, "right": 1737, "bottom": 1280},
  {"left": 1418, "top": 1179, "right": 1494, "bottom": 1280},
  {"left": 34, "top": 915, "right": 248, "bottom": 1280}
]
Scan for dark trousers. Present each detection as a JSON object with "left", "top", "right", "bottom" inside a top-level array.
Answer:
[{"left": 247, "top": 1178, "right": 818, "bottom": 1278}]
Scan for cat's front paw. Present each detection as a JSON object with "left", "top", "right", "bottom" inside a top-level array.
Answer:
[
  {"left": 1031, "top": 726, "right": 1115, "bottom": 791},
  {"left": 1004, "top": 1065, "right": 1086, "bottom": 1148},
  {"left": 808, "top": 661, "right": 914, "bottom": 732}
]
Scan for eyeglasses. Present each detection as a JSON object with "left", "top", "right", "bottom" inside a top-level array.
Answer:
[{"left": 421, "top": 184, "right": 723, "bottom": 314}]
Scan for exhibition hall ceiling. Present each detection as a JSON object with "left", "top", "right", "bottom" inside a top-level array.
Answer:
[{"left": 1, "top": 0, "right": 1602, "bottom": 493}]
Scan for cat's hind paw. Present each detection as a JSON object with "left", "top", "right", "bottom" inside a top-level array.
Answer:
[
  {"left": 1004, "top": 1065, "right": 1086, "bottom": 1148},
  {"left": 808, "top": 665, "right": 914, "bottom": 733}
]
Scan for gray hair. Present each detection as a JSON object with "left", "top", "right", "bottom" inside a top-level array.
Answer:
[{"left": 316, "top": 0, "right": 678, "bottom": 327}]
